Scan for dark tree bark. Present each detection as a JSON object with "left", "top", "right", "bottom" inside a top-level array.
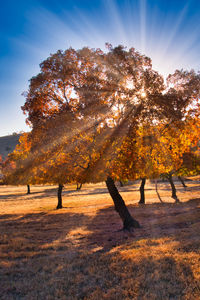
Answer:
[
  {"left": 119, "top": 180, "right": 124, "bottom": 187},
  {"left": 27, "top": 184, "right": 30, "bottom": 194},
  {"left": 57, "top": 184, "right": 63, "bottom": 209},
  {"left": 167, "top": 174, "right": 179, "bottom": 202},
  {"left": 178, "top": 176, "right": 187, "bottom": 188},
  {"left": 105, "top": 176, "right": 140, "bottom": 231},
  {"left": 139, "top": 178, "right": 146, "bottom": 204},
  {"left": 155, "top": 180, "right": 163, "bottom": 203},
  {"left": 76, "top": 183, "right": 82, "bottom": 190}
]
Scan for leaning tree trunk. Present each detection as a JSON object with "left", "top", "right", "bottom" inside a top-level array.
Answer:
[
  {"left": 139, "top": 178, "right": 146, "bottom": 204},
  {"left": 167, "top": 174, "right": 179, "bottom": 202},
  {"left": 27, "top": 184, "right": 30, "bottom": 194},
  {"left": 178, "top": 176, "right": 187, "bottom": 188},
  {"left": 57, "top": 184, "right": 63, "bottom": 209},
  {"left": 155, "top": 179, "right": 163, "bottom": 203},
  {"left": 105, "top": 176, "right": 140, "bottom": 231}
]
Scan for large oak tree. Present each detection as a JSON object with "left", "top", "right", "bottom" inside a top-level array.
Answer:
[{"left": 9, "top": 44, "right": 199, "bottom": 230}]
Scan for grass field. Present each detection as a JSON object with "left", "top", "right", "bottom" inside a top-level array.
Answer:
[{"left": 0, "top": 179, "right": 200, "bottom": 299}]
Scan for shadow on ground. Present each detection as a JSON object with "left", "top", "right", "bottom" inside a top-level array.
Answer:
[{"left": 0, "top": 195, "right": 200, "bottom": 299}]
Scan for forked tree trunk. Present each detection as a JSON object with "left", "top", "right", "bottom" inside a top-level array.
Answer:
[
  {"left": 167, "top": 174, "right": 179, "bottom": 202},
  {"left": 105, "top": 176, "right": 140, "bottom": 231},
  {"left": 57, "top": 184, "right": 63, "bottom": 209},
  {"left": 76, "top": 183, "right": 82, "bottom": 190},
  {"left": 27, "top": 184, "right": 30, "bottom": 194},
  {"left": 119, "top": 180, "right": 124, "bottom": 187},
  {"left": 178, "top": 176, "right": 187, "bottom": 188},
  {"left": 139, "top": 178, "right": 146, "bottom": 204}
]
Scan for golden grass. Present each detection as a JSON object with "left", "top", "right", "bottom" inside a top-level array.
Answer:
[{"left": 0, "top": 180, "right": 200, "bottom": 299}]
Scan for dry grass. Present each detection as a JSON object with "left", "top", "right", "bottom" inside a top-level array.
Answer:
[{"left": 0, "top": 180, "right": 200, "bottom": 299}]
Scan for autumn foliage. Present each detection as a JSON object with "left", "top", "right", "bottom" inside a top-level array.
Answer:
[{"left": 3, "top": 44, "right": 200, "bottom": 230}]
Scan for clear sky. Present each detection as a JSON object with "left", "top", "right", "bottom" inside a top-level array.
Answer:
[{"left": 1, "top": 0, "right": 200, "bottom": 136}]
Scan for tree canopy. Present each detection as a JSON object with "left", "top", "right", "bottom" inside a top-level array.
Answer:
[{"left": 3, "top": 44, "right": 200, "bottom": 230}]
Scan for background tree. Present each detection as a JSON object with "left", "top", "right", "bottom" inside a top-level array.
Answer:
[
  {"left": 2, "top": 133, "right": 33, "bottom": 188},
  {"left": 0, "top": 155, "right": 3, "bottom": 183}
]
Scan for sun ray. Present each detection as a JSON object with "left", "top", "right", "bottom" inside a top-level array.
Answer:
[{"left": 139, "top": 0, "right": 147, "bottom": 53}]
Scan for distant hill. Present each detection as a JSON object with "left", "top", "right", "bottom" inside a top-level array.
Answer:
[{"left": 0, "top": 134, "right": 22, "bottom": 160}]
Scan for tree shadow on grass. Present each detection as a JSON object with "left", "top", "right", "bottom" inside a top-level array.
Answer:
[
  {"left": 125, "top": 256, "right": 197, "bottom": 299},
  {"left": 158, "top": 182, "right": 200, "bottom": 192},
  {"left": 84, "top": 198, "right": 200, "bottom": 253},
  {"left": 0, "top": 198, "right": 200, "bottom": 299},
  {"left": 1, "top": 208, "right": 199, "bottom": 299},
  {"left": 0, "top": 187, "right": 60, "bottom": 202},
  {"left": 62, "top": 186, "right": 155, "bottom": 198},
  {"left": 0, "top": 186, "right": 56, "bottom": 199},
  {"left": 0, "top": 211, "right": 92, "bottom": 260},
  {"left": 186, "top": 197, "right": 200, "bottom": 204},
  {"left": 1, "top": 181, "right": 199, "bottom": 203}
]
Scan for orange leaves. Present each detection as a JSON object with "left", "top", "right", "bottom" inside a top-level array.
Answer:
[
  {"left": 13, "top": 45, "right": 199, "bottom": 186},
  {"left": 111, "top": 117, "right": 200, "bottom": 181}
]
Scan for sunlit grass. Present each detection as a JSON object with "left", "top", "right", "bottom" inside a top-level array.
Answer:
[{"left": 0, "top": 180, "right": 200, "bottom": 299}]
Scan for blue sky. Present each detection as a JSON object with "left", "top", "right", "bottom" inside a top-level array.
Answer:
[{"left": 1, "top": 0, "right": 200, "bottom": 136}]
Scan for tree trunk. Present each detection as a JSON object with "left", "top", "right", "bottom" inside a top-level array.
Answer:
[
  {"left": 57, "top": 184, "right": 63, "bottom": 209},
  {"left": 27, "top": 184, "right": 30, "bottom": 194},
  {"left": 105, "top": 176, "right": 140, "bottom": 231},
  {"left": 139, "top": 178, "right": 146, "bottom": 204},
  {"left": 76, "top": 183, "right": 82, "bottom": 190},
  {"left": 178, "top": 176, "right": 187, "bottom": 188},
  {"left": 119, "top": 180, "right": 124, "bottom": 187},
  {"left": 167, "top": 174, "right": 179, "bottom": 202},
  {"left": 155, "top": 180, "right": 163, "bottom": 203}
]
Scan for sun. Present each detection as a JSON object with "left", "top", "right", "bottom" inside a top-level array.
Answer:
[{"left": 141, "top": 91, "right": 146, "bottom": 98}]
